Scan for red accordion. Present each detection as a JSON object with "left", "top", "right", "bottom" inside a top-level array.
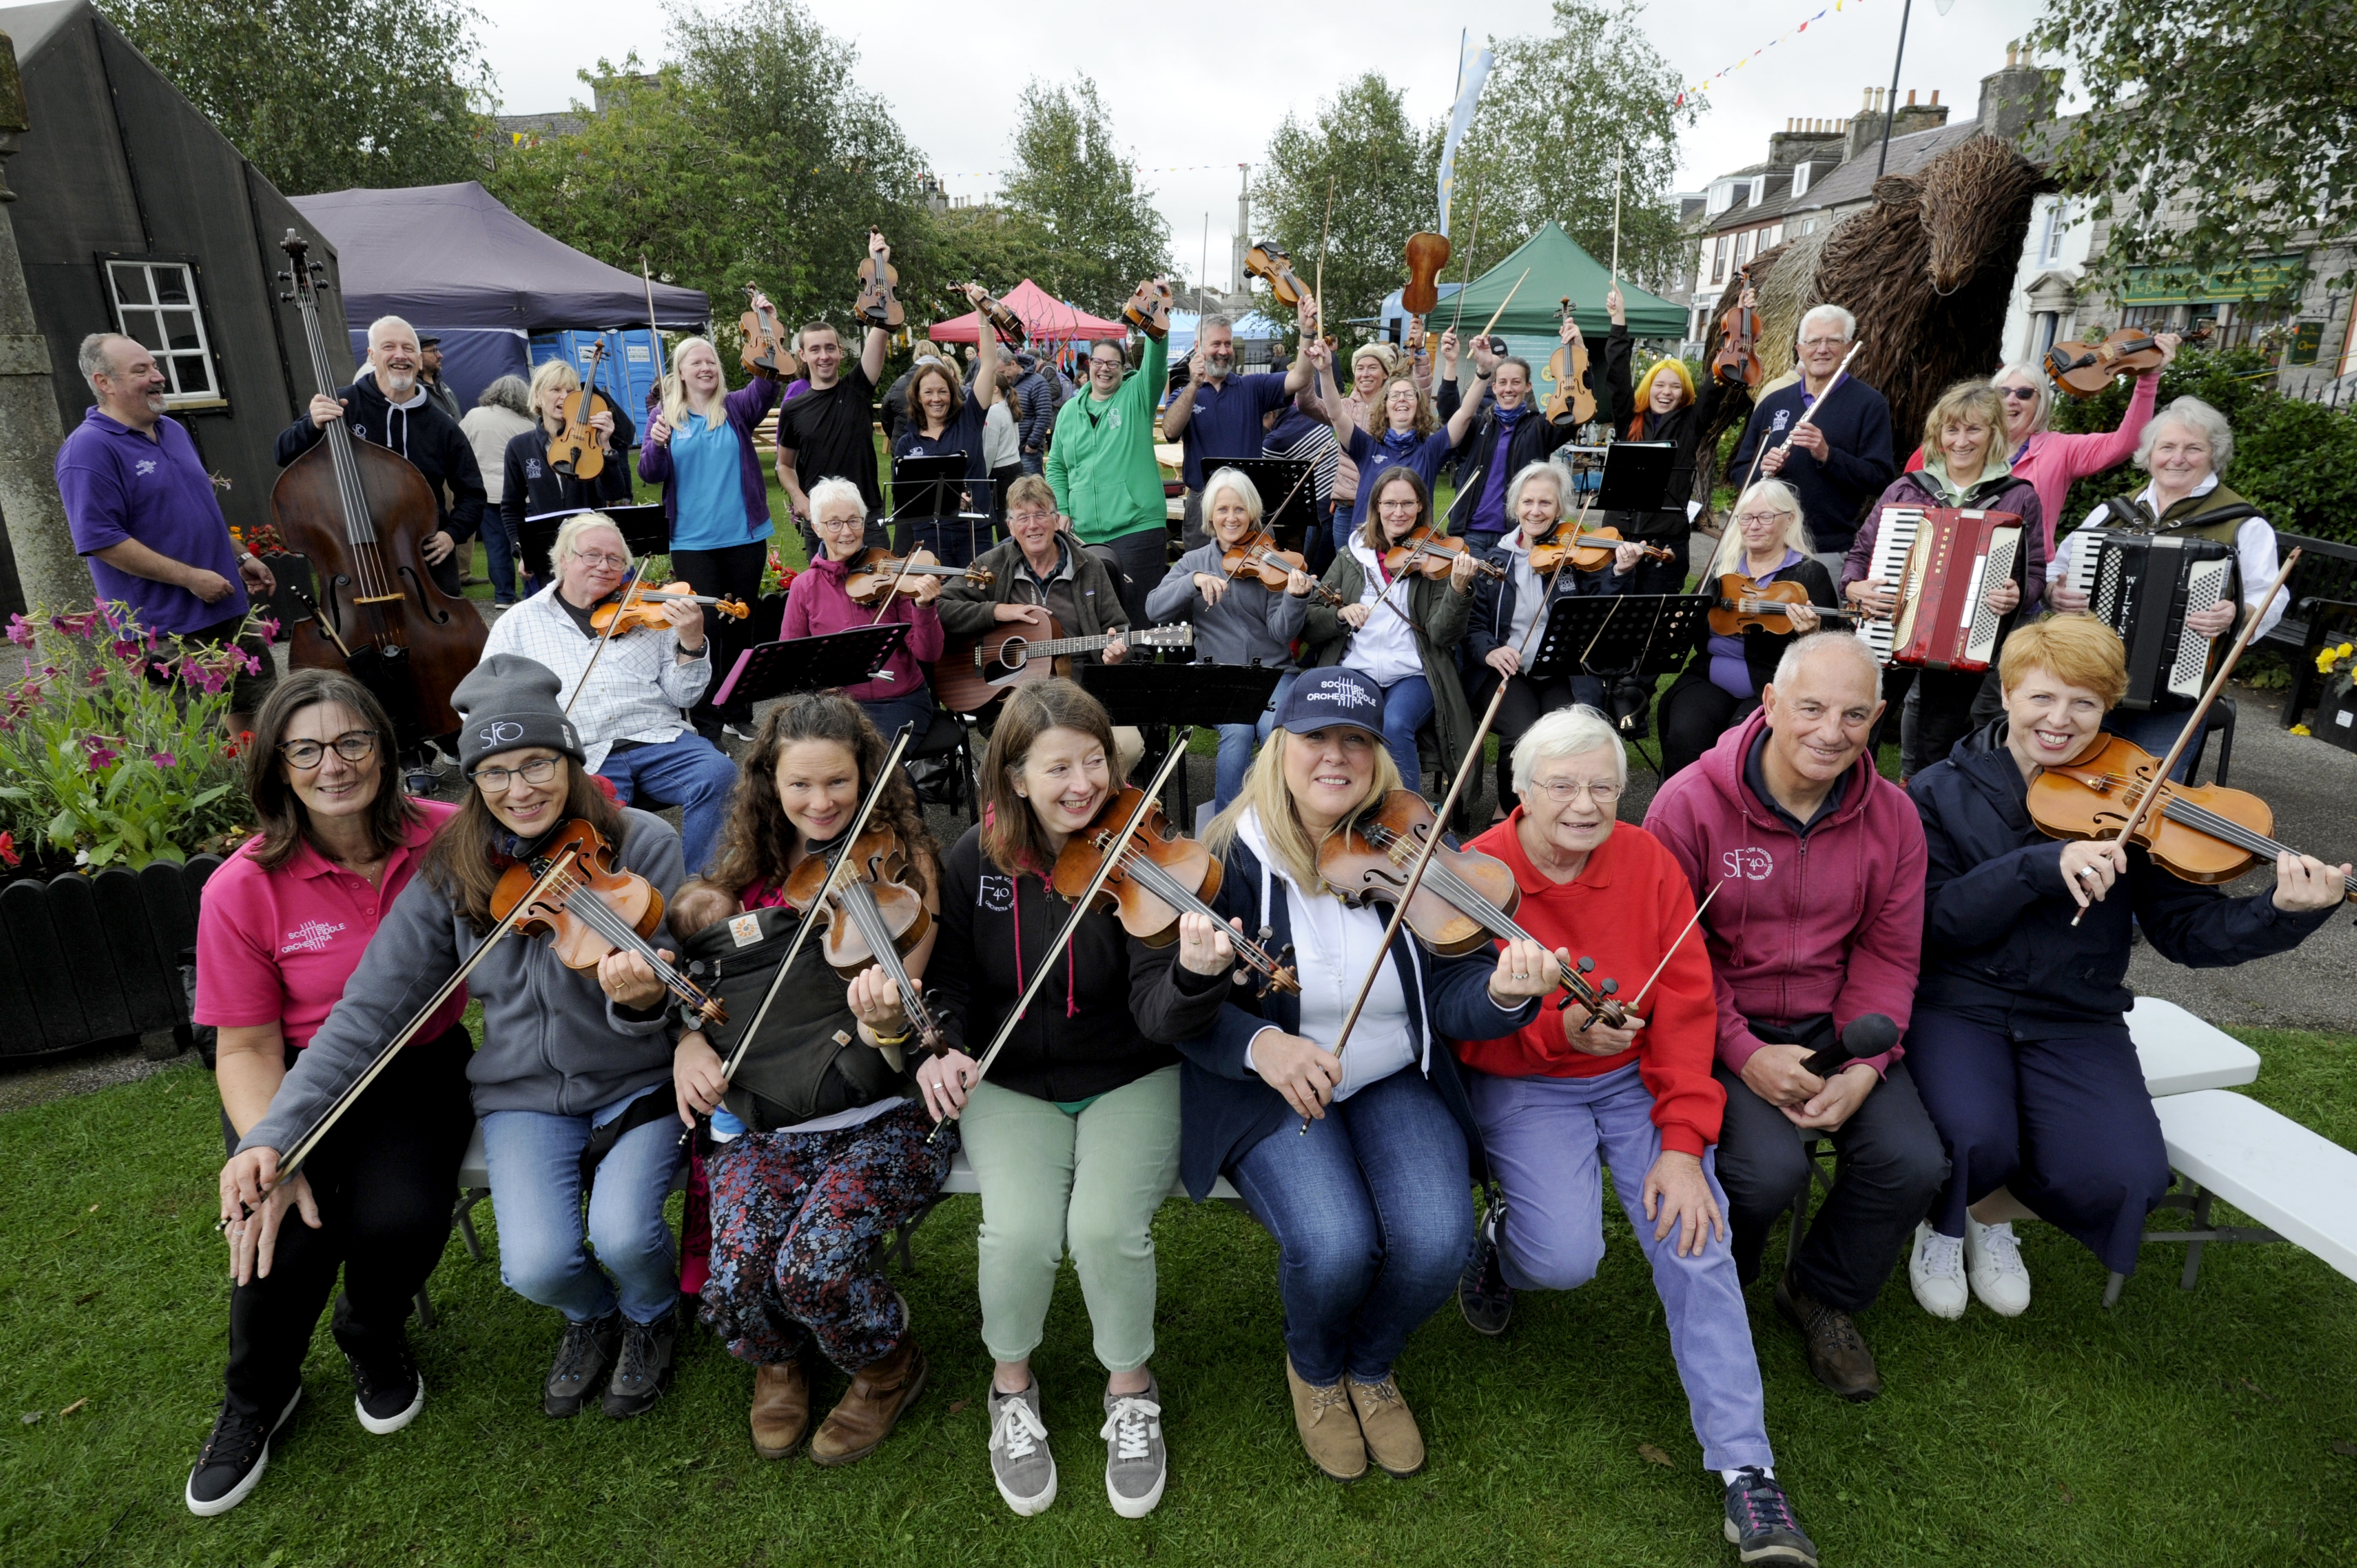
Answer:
[{"left": 1860, "top": 506, "right": 2025, "bottom": 672}]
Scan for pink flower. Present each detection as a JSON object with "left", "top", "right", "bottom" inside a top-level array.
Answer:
[
  {"left": 84, "top": 665, "right": 107, "bottom": 687},
  {"left": 82, "top": 734, "right": 120, "bottom": 768},
  {"left": 236, "top": 649, "right": 260, "bottom": 675},
  {"left": 258, "top": 616, "right": 281, "bottom": 640},
  {"left": 4, "top": 616, "right": 32, "bottom": 646},
  {"left": 0, "top": 831, "right": 17, "bottom": 868},
  {"left": 109, "top": 638, "right": 142, "bottom": 663},
  {"left": 150, "top": 751, "right": 177, "bottom": 768}
]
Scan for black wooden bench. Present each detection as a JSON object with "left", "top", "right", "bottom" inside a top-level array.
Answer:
[{"left": 2265, "top": 533, "right": 2357, "bottom": 726}]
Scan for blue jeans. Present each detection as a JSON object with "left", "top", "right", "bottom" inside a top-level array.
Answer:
[
  {"left": 1214, "top": 670, "right": 1297, "bottom": 813},
  {"left": 596, "top": 732, "right": 742, "bottom": 877},
  {"left": 1374, "top": 673, "right": 1434, "bottom": 792},
  {"left": 1228, "top": 1064, "right": 1470, "bottom": 1386},
  {"left": 1468, "top": 1064, "right": 1773, "bottom": 1472},
  {"left": 480, "top": 1092, "right": 685, "bottom": 1325},
  {"left": 857, "top": 693, "right": 936, "bottom": 745},
  {"left": 481, "top": 515, "right": 523, "bottom": 605}
]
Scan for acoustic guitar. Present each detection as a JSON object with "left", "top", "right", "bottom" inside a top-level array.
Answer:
[{"left": 932, "top": 618, "right": 1194, "bottom": 713}]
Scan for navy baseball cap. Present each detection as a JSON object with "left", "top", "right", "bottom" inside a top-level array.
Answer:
[{"left": 1274, "top": 667, "right": 1387, "bottom": 738}]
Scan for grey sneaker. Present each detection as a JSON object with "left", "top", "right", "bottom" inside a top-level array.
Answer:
[
  {"left": 601, "top": 1309, "right": 678, "bottom": 1419},
  {"left": 544, "top": 1312, "right": 621, "bottom": 1418},
  {"left": 1100, "top": 1374, "right": 1167, "bottom": 1518},
  {"left": 987, "top": 1378, "right": 1058, "bottom": 1515}
]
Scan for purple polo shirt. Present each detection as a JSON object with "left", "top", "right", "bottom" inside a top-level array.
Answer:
[
  {"left": 57, "top": 406, "right": 246, "bottom": 635},
  {"left": 1468, "top": 403, "right": 1529, "bottom": 539},
  {"left": 1176, "top": 369, "right": 1291, "bottom": 489}
]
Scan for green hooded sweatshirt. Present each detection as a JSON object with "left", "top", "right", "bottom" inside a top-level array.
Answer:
[{"left": 1045, "top": 333, "right": 1169, "bottom": 544}]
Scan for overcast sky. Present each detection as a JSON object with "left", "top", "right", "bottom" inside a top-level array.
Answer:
[{"left": 481, "top": 0, "right": 2052, "bottom": 291}]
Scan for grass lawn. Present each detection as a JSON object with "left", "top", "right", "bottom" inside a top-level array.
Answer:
[{"left": 7, "top": 1028, "right": 2357, "bottom": 1566}]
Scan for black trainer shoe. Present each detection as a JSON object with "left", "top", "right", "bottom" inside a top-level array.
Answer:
[
  {"left": 1723, "top": 1467, "right": 1818, "bottom": 1566},
  {"left": 1458, "top": 1202, "right": 1514, "bottom": 1336},
  {"left": 544, "top": 1312, "right": 622, "bottom": 1419},
  {"left": 185, "top": 1386, "right": 301, "bottom": 1517},
  {"left": 602, "top": 1309, "right": 678, "bottom": 1419},
  {"left": 337, "top": 1327, "right": 424, "bottom": 1435}
]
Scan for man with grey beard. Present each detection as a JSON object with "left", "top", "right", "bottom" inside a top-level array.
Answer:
[{"left": 276, "top": 313, "right": 487, "bottom": 597}]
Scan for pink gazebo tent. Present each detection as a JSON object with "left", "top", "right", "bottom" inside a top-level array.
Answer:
[{"left": 929, "top": 278, "right": 1126, "bottom": 344}]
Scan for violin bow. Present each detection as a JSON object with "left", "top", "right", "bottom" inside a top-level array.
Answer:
[
  {"left": 1609, "top": 148, "right": 1624, "bottom": 287},
  {"left": 223, "top": 848, "right": 583, "bottom": 1224},
  {"left": 1623, "top": 880, "right": 1719, "bottom": 1012},
  {"left": 713, "top": 723, "right": 918, "bottom": 1088},
  {"left": 1444, "top": 205, "right": 1481, "bottom": 340},
  {"left": 930, "top": 734, "right": 1193, "bottom": 1144},
  {"left": 2067, "top": 548, "right": 2302, "bottom": 928},
  {"left": 566, "top": 555, "right": 650, "bottom": 720},
  {"left": 1736, "top": 342, "right": 1861, "bottom": 498},
  {"left": 641, "top": 256, "right": 665, "bottom": 379}
]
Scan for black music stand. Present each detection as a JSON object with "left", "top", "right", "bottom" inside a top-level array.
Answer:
[
  {"left": 713, "top": 625, "right": 909, "bottom": 708},
  {"left": 1591, "top": 441, "right": 1675, "bottom": 514},
  {"left": 1226, "top": 457, "right": 1317, "bottom": 552},
  {"left": 1527, "top": 594, "right": 1712, "bottom": 773},
  {"left": 603, "top": 503, "right": 672, "bottom": 557},
  {"left": 1079, "top": 660, "right": 1285, "bottom": 828},
  {"left": 889, "top": 453, "right": 995, "bottom": 562}
]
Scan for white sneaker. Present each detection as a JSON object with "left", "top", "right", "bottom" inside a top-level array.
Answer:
[
  {"left": 1907, "top": 1222, "right": 1968, "bottom": 1319},
  {"left": 987, "top": 1379, "right": 1057, "bottom": 1516},
  {"left": 1965, "top": 1218, "right": 2032, "bottom": 1317}
]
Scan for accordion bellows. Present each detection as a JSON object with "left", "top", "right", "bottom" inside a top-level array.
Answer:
[
  {"left": 2066, "top": 531, "right": 2234, "bottom": 710},
  {"left": 1864, "top": 507, "right": 2024, "bottom": 672}
]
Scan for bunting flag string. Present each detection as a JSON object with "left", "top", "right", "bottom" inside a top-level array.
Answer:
[{"left": 1674, "top": 0, "right": 1871, "bottom": 109}]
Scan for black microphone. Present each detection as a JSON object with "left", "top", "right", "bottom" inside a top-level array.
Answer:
[{"left": 1800, "top": 1012, "right": 1899, "bottom": 1079}]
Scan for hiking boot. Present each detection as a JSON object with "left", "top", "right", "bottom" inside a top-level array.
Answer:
[
  {"left": 750, "top": 1356, "right": 810, "bottom": 1458},
  {"left": 544, "top": 1312, "right": 622, "bottom": 1418},
  {"left": 337, "top": 1329, "right": 424, "bottom": 1435},
  {"left": 810, "top": 1336, "right": 927, "bottom": 1467},
  {"left": 603, "top": 1309, "right": 679, "bottom": 1419},
  {"left": 1346, "top": 1373, "right": 1425, "bottom": 1478},
  {"left": 1100, "top": 1374, "right": 1167, "bottom": 1518},
  {"left": 1458, "top": 1203, "right": 1514, "bottom": 1337},
  {"left": 1907, "top": 1221, "right": 1968, "bottom": 1321},
  {"left": 1966, "top": 1217, "right": 2032, "bottom": 1317},
  {"left": 1285, "top": 1356, "right": 1366, "bottom": 1483},
  {"left": 1776, "top": 1274, "right": 1880, "bottom": 1402},
  {"left": 185, "top": 1386, "right": 301, "bottom": 1517},
  {"left": 987, "top": 1376, "right": 1057, "bottom": 1515},
  {"left": 1723, "top": 1466, "right": 1819, "bottom": 1566}
]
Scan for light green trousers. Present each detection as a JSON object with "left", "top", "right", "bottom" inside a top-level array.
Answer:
[{"left": 958, "top": 1065, "right": 1182, "bottom": 1373}]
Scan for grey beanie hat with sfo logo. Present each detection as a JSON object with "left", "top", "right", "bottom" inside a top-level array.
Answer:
[{"left": 452, "top": 653, "right": 586, "bottom": 773}]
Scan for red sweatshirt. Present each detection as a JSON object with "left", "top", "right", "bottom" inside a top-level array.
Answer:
[
  {"left": 782, "top": 553, "right": 945, "bottom": 703},
  {"left": 1455, "top": 816, "right": 1723, "bottom": 1157},
  {"left": 1640, "top": 707, "right": 1926, "bottom": 1079}
]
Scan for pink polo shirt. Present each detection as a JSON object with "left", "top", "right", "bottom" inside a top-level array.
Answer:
[{"left": 194, "top": 799, "right": 462, "bottom": 1051}]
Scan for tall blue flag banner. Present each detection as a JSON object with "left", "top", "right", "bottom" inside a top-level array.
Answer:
[{"left": 1437, "top": 34, "right": 1495, "bottom": 239}]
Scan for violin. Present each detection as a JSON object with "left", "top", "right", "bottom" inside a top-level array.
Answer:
[
  {"left": 492, "top": 819, "right": 727, "bottom": 1026},
  {"left": 1050, "top": 786, "right": 1300, "bottom": 996},
  {"left": 953, "top": 285, "right": 1026, "bottom": 348},
  {"left": 1402, "top": 232, "right": 1450, "bottom": 317},
  {"left": 547, "top": 341, "right": 613, "bottom": 482},
  {"left": 1243, "top": 243, "right": 1310, "bottom": 310},
  {"left": 1529, "top": 523, "right": 1676, "bottom": 574},
  {"left": 1711, "top": 264, "right": 1762, "bottom": 391},
  {"left": 1382, "top": 523, "right": 1506, "bottom": 582},
  {"left": 739, "top": 286, "right": 799, "bottom": 380},
  {"left": 841, "top": 547, "right": 992, "bottom": 606},
  {"left": 2043, "top": 322, "right": 2208, "bottom": 399},
  {"left": 1222, "top": 530, "right": 1343, "bottom": 606},
  {"left": 855, "top": 228, "right": 904, "bottom": 328},
  {"left": 781, "top": 824, "right": 948, "bottom": 1056},
  {"left": 589, "top": 580, "right": 752, "bottom": 636},
  {"left": 1707, "top": 573, "right": 1860, "bottom": 636},
  {"left": 1316, "top": 791, "right": 1627, "bottom": 1028},
  {"left": 1121, "top": 277, "right": 1172, "bottom": 341},
  {"left": 1403, "top": 316, "right": 1430, "bottom": 379},
  {"left": 1542, "top": 298, "right": 1594, "bottom": 424},
  {"left": 2027, "top": 733, "right": 2356, "bottom": 901}
]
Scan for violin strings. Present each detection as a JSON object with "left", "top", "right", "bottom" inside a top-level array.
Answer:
[
  {"left": 1362, "top": 823, "right": 1605, "bottom": 1007},
  {"left": 534, "top": 869, "right": 716, "bottom": 1010},
  {"left": 1108, "top": 841, "right": 1290, "bottom": 980},
  {"left": 2072, "top": 773, "right": 2353, "bottom": 891},
  {"left": 836, "top": 880, "right": 938, "bottom": 1036}
]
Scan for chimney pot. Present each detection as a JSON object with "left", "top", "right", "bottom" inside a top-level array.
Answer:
[
  {"left": 1931, "top": 89, "right": 1940, "bottom": 106},
  {"left": 1906, "top": 89, "right": 1917, "bottom": 106}
]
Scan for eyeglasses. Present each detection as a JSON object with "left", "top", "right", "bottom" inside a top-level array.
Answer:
[
  {"left": 277, "top": 730, "right": 378, "bottom": 769},
  {"left": 1999, "top": 386, "right": 2041, "bottom": 401},
  {"left": 470, "top": 755, "right": 563, "bottom": 792},
  {"left": 569, "top": 550, "right": 630, "bottom": 569},
  {"left": 1733, "top": 511, "right": 1790, "bottom": 528},
  {"left": 1798, "top": 336, "right": 1848, "bottom": 350},
  {"left": 1007, "top": 509, "right": 1056, "bottom": 527},
  {"left": 1532, "top": 777, "right": 1623, "bottom": 803}
]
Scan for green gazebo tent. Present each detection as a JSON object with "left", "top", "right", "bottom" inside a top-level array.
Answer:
[{"left": 1447, "top": 220, "right": 1687, "bottom": 341}]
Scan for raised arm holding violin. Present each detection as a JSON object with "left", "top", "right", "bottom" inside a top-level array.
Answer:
[{"left": 774, "top": 230, "right": 896, "bottom": 542}]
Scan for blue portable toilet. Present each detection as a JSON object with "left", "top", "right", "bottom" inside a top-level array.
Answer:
[{"left": 530, "top": 329, "right": 666, "bottom": 421}]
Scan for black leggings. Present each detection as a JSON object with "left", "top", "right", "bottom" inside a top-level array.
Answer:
[
  {"left": 1901, "top": 667, "right": 2003, "bottom": 778},
  {"left": 672, "top": 540, "right": 769, "bottom": 728},
  {"left": 1657, "top": 669, "right": 1759, "bottom": 781},
  {"left": 219, "top": 1025, "right": 475, "bottom": 1417},
  {"left": 1488, "top": 672, "right": 1607, "bottom": 812}
]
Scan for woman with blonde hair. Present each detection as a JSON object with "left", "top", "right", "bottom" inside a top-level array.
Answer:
[
  {"left": 1141, "top": 666, "right": 1555, "bottom": 1484},
  {"left": 1654, "top": 478, "right": 1839, "bottom": 779},
  {"left": 1844, "top": 379, "right": 2046, "bottom": 776},
  {"left": 1311, "top": 334, "right": 1487, "bottom": 553},
  {"left": 1601, "top": 283, "right": 1731, "bottom": 595},
  {"left": 500, "top": 357, "right": 638, "bottom": 605},
  {"left": 637, "top": 334, "right": 785, "bottom": 734}
]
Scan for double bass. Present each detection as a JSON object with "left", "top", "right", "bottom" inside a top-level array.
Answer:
[{"left": 269, "top": 232, "right": 486, "bottom": 739}]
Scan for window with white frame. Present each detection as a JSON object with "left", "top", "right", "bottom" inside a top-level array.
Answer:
[
  {"left": 1712, "top": 233, "right": 1730, "bottom": 284},
  {"left": 1792, "top": 162, "right": 1813, "bottom": 200},
  {"left": 104, "top": 258, "right": 220, "bottom": 405},
  {"left": 2041, "top": 199, "right": 2071, "bottom": 264}
]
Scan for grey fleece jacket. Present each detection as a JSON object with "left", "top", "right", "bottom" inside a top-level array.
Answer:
[
  {"left": 1142, "top": 540, "right": 1308, "bottom": 668},
  {"left": 237, "top": 808, "right": 687, "bottom": 1156}
]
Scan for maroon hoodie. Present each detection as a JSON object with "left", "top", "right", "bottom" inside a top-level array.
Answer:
[{"left": 1641, "top": 707, "right": 1926, "bottom": 1077}]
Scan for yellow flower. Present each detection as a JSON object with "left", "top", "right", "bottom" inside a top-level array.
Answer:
[
  {"left": 2320, "top": 654, "right": 2339, "bottom": 673},
  {"left": 2340, "top": 643, "right": 2354, "bottom": 656},
  {"left": 2291, "top": 724, "right": 2313, "bottom": 736}
]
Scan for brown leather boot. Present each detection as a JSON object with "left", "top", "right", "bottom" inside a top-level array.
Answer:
[
  {"left": 1776, "top": 1272, "right": 1881, "bottom": 1402},
  {"left": 1346, "top": 1374, "right": 1425, "bottom": 1478},
  {"left": 1285, "top": 1357, "right": 1366, "bottom": 1483},
  {"left": 809, "top": 1338, "right": 928, "bottom": 1468},
  {"left": 749, "top": 1357, "right": 810, "bottom": 1459}
]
